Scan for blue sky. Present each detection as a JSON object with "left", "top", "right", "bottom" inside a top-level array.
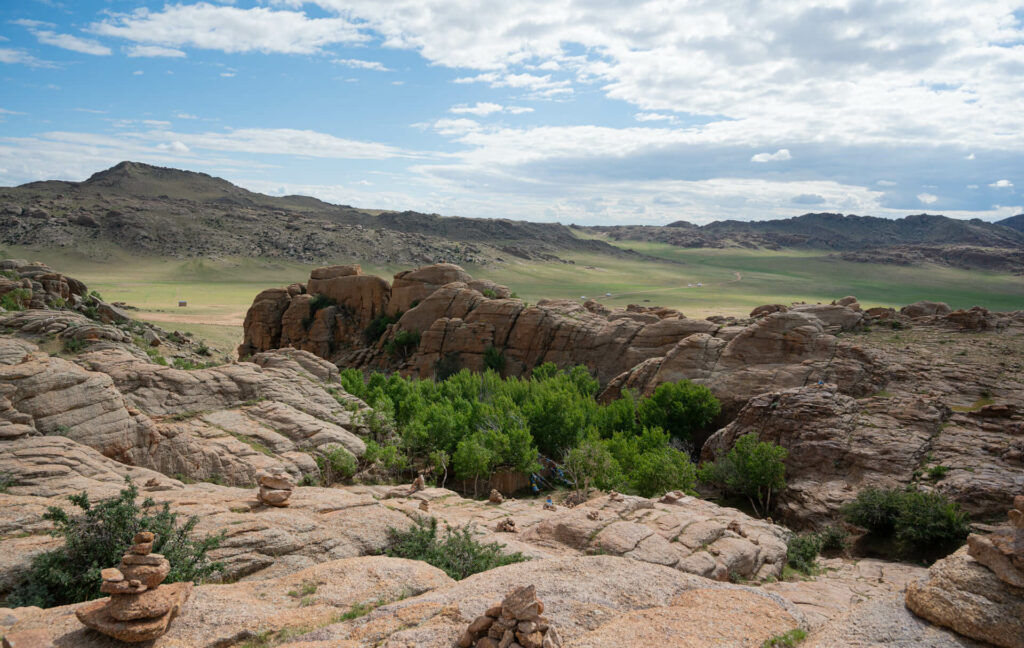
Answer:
[{"left": 1, "top": 1, "right": 1022, "bottom": 225}]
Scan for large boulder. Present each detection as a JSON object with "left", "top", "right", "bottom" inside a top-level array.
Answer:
[
  {"left": 905, "top": 546, "right": 1024, "bottom": 648},
  {"left": 389, "top": 263, "right": 473, "bottom": 315}
]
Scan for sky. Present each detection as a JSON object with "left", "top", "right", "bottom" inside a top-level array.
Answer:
[{"left": 1, "top": 1, "right": 1023, "bottom": 225}]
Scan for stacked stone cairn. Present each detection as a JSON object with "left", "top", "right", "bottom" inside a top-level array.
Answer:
[
  {"left": 257, "top": 469, "right": 295, "bottom": 507},
  {"left": 457, "top": 585, "right": 562, "bottom": 648},
  {"left": 75, "top": 532, "right": 193, "bottom": 642},
  {"left": 420, "top": 499, "right": 430, "bottom": 512},
  {"left": 967, "top": 494, "right": 1024, "bottom": 587},
  {"left": 495, "top": 517, "right": 517, "bottom": 533},
  {"left": 489, "top": 489, "right": 504, "bottom": 504}
]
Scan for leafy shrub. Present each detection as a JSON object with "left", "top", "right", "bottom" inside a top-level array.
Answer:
[
  {"left": 818, "top": 524, "right": 849, "bottom": 553},
  {"left": 637, "top": 380, "right": 720, "bottom": 442},
  {"left": 842, "top": 487, "right": 969, "bottom": 562},
  {"left": 926, "top": 465, "right": 950, "bottom": 481},
  {"left": 0, "top": 470, "right": 14, "bottom": 493},
  {"left": 786, "top": 533, "right": 823, "bottom": 574},
  {"left": 317, "top": 446, "right": 358, "bottom": 485},
  {"left": 699, "top": 433, "right": 788, "bottom": 517},
  {"left": 1, "top": 288, "right": 31, "bottom": 311},
  {"left": 483, "top": 346, "right": 506, "bottom": 373},
  {"left": 841, "top": 487, "right": 902, "bottom": 535},
  {"left": 892, "top": 490, "right": 970, "bottom": 562},
  {"left": 6, "top": 479, "right": 223, "bottom": 608},
  {"left": 385, "top": 517, "right": 528, "bottom": 580},
  {"left": 61, "top": 337, "right": 86, "bottom": 354},
  {"left": 563, "top": 437, "right": 616, "bottom": 492},
  {"left": 364, "top": 313, "right": 400, "bottom": 342},
  {"left": 385, "top": 330, "right": 420, "bottom": 360},
  {"left": 362, "top": 439, "right": 408, "bottom": 481},
  {"left": 432, "top": 351, "right": 461, "bottom": 380},
  {"left": 196, "top": 342, "right": 211, "bottom": 356}
]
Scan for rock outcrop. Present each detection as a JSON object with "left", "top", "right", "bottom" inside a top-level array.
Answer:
[
  {"left": 0, "top": 338, "right": 368, "bottom": 487},
  {"left": 238, "top": 263, "right": 880, "bottom": 413},
  {"left": 0, "top": 435, "right": 414, "bottom": 594},
  {"left": 75, "top": 531, "right": 191, "bottom": 642}
]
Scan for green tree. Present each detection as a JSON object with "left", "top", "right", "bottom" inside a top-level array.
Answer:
[
  {"left": 562, "top": 436, "right": 618, "bottom": 493},
  {"left": 637, "top": 380, "right": 720, "bottom": 442},
  {"left": 699, "top": 433, "right": 787, "bottom": 517},
  {"left": 453, "top": 434, "right": 494, "bottom": 496}
]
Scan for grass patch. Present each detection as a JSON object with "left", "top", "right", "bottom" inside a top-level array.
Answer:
[
  {"left": 762, "top": 628, "right": 808, "bottom": 647},
  {"left": 227, "top": 431, "right": 276, "bottom": 457},
  {"left": 950, "top": 397, "right": 995, "bottom": 413}
]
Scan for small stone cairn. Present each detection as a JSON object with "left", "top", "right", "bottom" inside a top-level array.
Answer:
[
  {"left": 495, "top": 517, "right": 517, "bottom": 533},
  {"left": 457, "top": 585, "right": 562, "bottom": 648},
  {"left": 75, "top": 532, "right": 193, "bottom": 642},
  {"left": 489, "top": 489, "right": 504, "bottom": 504},
  {"left": 420, "top": 499, "right": 430, "bottom": 512},
  {"left": 257, "top": 469, "right": 295, "bottom": 507},
  {"left": 968, "top": 494, "right": 1024, "bottom": 588}
]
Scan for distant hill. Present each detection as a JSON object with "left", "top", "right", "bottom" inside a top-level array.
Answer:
[
  {"left": 996, "top": 214, "right": 1024, "bottom": 233},
  {"left": 1, "top": 161, "right": 628, "bottom": 265},
  {"left": 584, "top": 212, "right": 1024, "bottom": 251},
  {"left": 580, "top": 212, "right": 1024, "bottom": 272}
]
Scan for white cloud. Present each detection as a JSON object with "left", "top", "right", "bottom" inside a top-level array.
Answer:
[
  {"left": 965, "top": 153, "right": 975, "bottom": 160},
  {"left": 751, "top": 149, "right": 792, "bottom": 163},
  {"left": 454, "top": 72, "right": 572, "bottom": 97},
  {"left": 91, "top": 3, "right": 367, "bottom": 54},
  {"left": 220, "top": 72, "right": 235, "bottom": 77},
  {"left": 431, "top": 118, "right": 481, "bottom": 136},
  {"left": 917, "top": 193, "right": 939, "bottom": 204},
  {"left": 876, "top": 180, "right": 898, "bottom": 186},
  {"left": 126, "top": 45, "right": 186, "bottom": 58},
  {"left": 132, "top": 70, "right": 144, "bottom": 75},
  {"left": 0, "top": 108, "right": 26, "bottom": 115},
  {"left": 332, "top": 58, "right": 391, "bottom": 71},
  {"left": 157, "top": 140, "right": 190, "bottom": 153},
  {"left": 449, "top": 102, "right": 533, "bottom": 116},
  {"left": 967, "top": 184, "right": 979, "bottom": 189},
  {"left": 989, "top": 179, "right": 1014, "bottom": 188},
  {"left": 635, "top": 112, "right": 675, "bottom": 122},
  {"left": 0, "top": 47, "right": 56, "bottom": 67},
  {"left": 32, "top": 30, "right": 111, "bottom": 55}
]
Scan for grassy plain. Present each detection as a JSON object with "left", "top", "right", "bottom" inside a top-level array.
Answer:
[{"left": 5, "top": 240, "right": 1022, "bottom": 354}]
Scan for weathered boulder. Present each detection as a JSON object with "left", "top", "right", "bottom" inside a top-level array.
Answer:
[
  {"left": 901, "top": 300, "right": 952, "bottom": 318},
  {"left": 390, "top": 263, "right": 472, "bottom": 315},
  {"left": 905, "top": 546, "right": 1024, "bottom": 648}
]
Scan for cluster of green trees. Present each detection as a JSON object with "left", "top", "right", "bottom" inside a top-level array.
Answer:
[{"left": 337, "top": 364, "right": 720, "bottom": 497}]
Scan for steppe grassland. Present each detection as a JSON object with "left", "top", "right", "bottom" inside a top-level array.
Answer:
[{"left": 6, "top": 243, "right": 1023, "bottom": 353}]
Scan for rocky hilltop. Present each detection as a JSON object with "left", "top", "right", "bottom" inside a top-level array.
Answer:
[{"left": 0, "top": 161, "right": 629, "bottom": 266}]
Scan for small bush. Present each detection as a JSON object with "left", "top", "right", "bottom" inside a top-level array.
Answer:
[
  {"left": 384, "top": 330, "right": 420, "bottom": 360},
  {"left": 0, "top": 470, "right": 15, "bottom": 493},
  {"left": 926, "top": 465, "right": 950, "bottom": 481},
  {"left": 385, "top": 517, "right": 528, "bottom": 580},
  {"left": 1, "top": 288, "right": 31, "bottom": 311},
  {"left": 364, "top": 313, "right": 400, "bottom": 342},
  {"left": 317, "top": 446, "right": 358, "bottom": 485},
  {"left": 6, "top": 479, "right": 223, "bottom": 608},
  {"left": 636, "top": 380, "right": 721, "bottom": 442},
  {"left": 842, "top": 487, "right": 969, "bottom": 562},
  {"left": 786, "top": 533, "right": 823, "bottom": 574},
  {"left": 196, "top": 342, "right": 211, "bottom": 356},
  {"left": 481, "top": 289, "right": 498, "bottom": 298},
  {"left": 818, "top": 524, "right": 849, "bottom": 553},
  {"left": 483, "top": 346, "right": 506, "bottom": 373},
  {"left": 432, "top": 351, "right": 461, "bottom": 380},
  {"left": 61, "top": 337, "right": 86, "bottom": 354}
]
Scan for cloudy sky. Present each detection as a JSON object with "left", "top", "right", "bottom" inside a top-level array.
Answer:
[{"left": 1, "top": 1, "right": 1022, "bottom": 225}]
